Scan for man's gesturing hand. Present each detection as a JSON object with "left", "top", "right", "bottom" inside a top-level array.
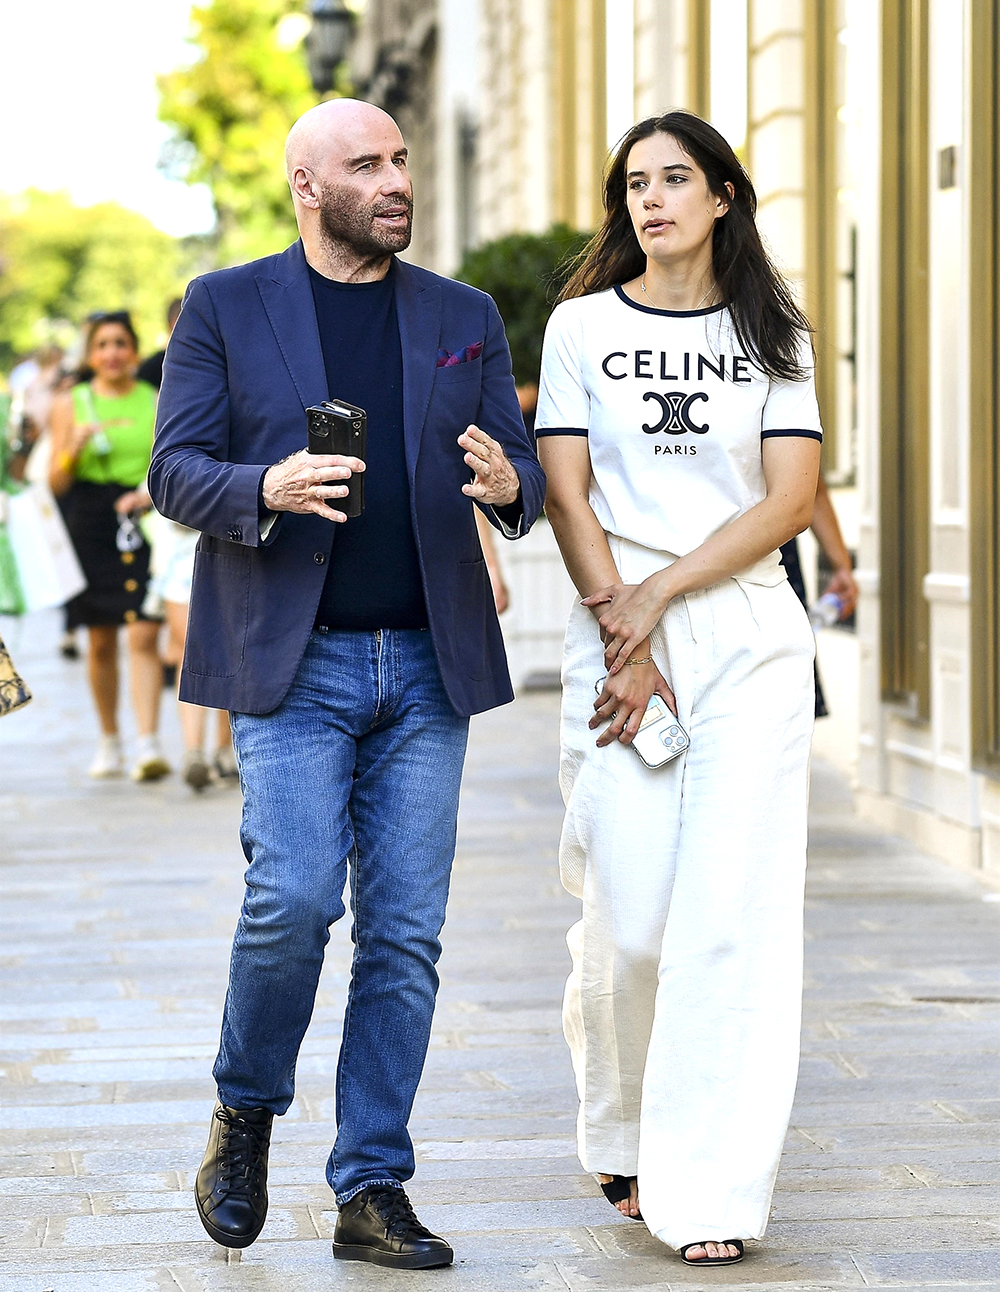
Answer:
[
  {"left": 261, "top": 450, "right": 365, "bottom": 523},
  {"left": 458, "top": 425, "right": 520, "bottom": 507}
]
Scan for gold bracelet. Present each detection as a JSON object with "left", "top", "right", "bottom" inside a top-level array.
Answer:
[{"left": 625, "top": 655, "right": 653, "bottom": 666}]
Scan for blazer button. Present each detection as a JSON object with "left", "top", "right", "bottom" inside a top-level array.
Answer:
[{"left": 314, "top": 552, "right": 326, "bottom": 565}]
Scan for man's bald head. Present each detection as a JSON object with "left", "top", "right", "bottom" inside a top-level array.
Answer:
[
  {"left": 284, "top": 99, "right": 401, "bottom": 182},
  {"left": 284, "top": 99, "right": 413, "bottom": 265}
]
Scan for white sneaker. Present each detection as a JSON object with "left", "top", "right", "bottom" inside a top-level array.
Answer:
[
  {"left": 89, "top": 735, "right": 124, "bottom": 779},
  {"left": 131, "top": 735, "right": 171, "bottom": 782}
]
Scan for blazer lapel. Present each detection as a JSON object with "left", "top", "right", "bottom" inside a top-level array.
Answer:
[
  {"left": 254, "top": 241, "right": 328, "bottom": 411},
  {"left": 394, "top": 261, "right": 441, "bottom": 482}
]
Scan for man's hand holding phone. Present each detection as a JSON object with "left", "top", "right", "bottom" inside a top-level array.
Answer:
[{"left": 261, "top": 449, "right": 365, "bottom": 524}]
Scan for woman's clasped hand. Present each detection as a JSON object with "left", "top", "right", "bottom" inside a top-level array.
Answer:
[{"left": 582, "top": 577, "right": 670, "bottom": 674}]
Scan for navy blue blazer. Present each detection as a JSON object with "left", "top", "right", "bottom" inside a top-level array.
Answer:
[{"left": 148, "top": 241, "right": 544, "bottom": 717}]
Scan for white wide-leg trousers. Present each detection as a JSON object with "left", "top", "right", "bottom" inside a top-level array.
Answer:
[{"left": 559, "top": 536, "right": 816, "bottom": 1250}]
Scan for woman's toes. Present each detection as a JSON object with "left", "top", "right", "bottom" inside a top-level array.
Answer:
[{"left": 686, "top": 1244, "right": 707, "bottom": 1260}]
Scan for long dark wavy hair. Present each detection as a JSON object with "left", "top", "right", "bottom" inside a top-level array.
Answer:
[{"left": 559, "top": 111, "right": 811, "bottom": 381}]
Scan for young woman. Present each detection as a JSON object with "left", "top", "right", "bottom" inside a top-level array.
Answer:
[
  {"left": 536, "top": 112, "right": 822, "bottom": 1267},
  {"left": 144, "top": 511, "right": 238, "bottom": 790},
  {"left": 50, "top": 313, "right": 168, "bottom": 781}
]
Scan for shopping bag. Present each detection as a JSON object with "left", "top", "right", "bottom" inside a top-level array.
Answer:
[
  {"left": 6, "top": 484, "right": 86, "bottom": 612},
  {"left": 0, "top": 491, "right": 26, "bottom": 615},
  {"left": 0, "top": 634, "right": 31, "bottom": 717}
]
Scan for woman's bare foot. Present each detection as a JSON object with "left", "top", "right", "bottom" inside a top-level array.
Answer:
[
  {"left": 682, "top": 1241, "right": 742, "bottom": 1261},
  {"left": 597, "top": 1173, "right": 640, "bottom": 1218}
]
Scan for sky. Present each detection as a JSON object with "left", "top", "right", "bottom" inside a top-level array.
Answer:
[{"left": 0, "top": 0, "right": 215, "bottom": 237}]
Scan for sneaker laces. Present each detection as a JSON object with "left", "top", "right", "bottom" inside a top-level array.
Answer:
[
  {"left": 368, "top": 1187, "right": 422, "bottom": 1238},
  {"left": 215, "top": 1107, "right": 269, "bottom": 1200}
]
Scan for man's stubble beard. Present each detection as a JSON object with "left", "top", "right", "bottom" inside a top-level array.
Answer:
[{"left": 317, "top": 184, "right": 414, "bottom": 259}]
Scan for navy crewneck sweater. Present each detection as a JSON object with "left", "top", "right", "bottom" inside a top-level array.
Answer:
[{"left": 308, "top": 262, "right": 428, "bottom": 630}]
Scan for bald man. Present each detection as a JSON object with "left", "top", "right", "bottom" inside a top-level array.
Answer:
[{"left": 150, "top": 101, "right": 544, "bottom": 1269}]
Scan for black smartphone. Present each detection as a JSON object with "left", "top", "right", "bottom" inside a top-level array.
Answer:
[{"left": 306, "top": 400, "right": 367, "bottom": 518}]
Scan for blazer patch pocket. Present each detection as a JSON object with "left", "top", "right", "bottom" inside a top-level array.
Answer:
[{"left": 185, "top": 550, "right": 251, "bottom": 677}]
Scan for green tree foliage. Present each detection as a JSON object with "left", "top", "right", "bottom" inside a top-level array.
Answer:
[
  {"left": 0, "top": 190, "right": 191, "bottom": 372},
  {"left": 455, "top": 225, "right": 592, "bottom": 387},
  {"left": 157, "top": 0, "right": 321, "bottom": 265}
]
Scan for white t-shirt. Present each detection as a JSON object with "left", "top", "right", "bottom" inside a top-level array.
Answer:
[{"left": 535, "top": 286, "right": 822, "bottom": 584}]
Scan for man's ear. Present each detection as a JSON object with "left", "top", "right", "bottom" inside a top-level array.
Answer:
[{"left": 291, "top": 166, "right": 320, "bottom": 208}]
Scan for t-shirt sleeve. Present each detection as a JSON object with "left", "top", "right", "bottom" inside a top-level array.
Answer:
[
  {"left": 760, "top": 333, "right": 823, "bottom": 443},
  {"left": 534, "top": 304, "right": 590, "bottom": 437}
]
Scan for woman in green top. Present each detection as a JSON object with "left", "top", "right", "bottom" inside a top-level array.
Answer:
[{"left": 50, "top": 312, "right": 168, "bottom": 782}]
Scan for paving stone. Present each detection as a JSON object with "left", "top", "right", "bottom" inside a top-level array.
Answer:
[
  {"left": 853, "top": 1250, "right": 1000, "bottom": 1285},
  {"left": 553, "top": 1251, "right": 866, "bottom": 1287},
  {"left": 2, "top": 609, "right": 998, "bottom": 1290}
]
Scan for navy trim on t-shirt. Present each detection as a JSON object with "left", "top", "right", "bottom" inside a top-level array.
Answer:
[
  {"left": 612, "top": 284, "right": 728, "bottom": 318},
  {"left": 760, "top": 428, "right": 824, "bottom": 442},
  {"left": 535, "top": 426, "right": 589, "bottom": 438}
]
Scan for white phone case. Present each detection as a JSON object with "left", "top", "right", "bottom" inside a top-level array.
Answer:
[{"left": 594, "top": 679, "right": 689, "bottom": 769}]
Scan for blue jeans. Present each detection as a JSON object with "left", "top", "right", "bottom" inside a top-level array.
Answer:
[{"left": 216, "top": 628, "right": 469, "bottom": 1204}]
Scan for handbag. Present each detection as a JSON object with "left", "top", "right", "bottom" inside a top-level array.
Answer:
[{"left": 0, "top": 634, "right": 31, "bottom": 717}]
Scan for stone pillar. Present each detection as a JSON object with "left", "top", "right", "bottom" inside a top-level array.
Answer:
[
  {"left": 477, "top": 0, "right": 556, "bottom": 241},
  {"left": 633, "top": 0, "right": 689, "bottom": 118}
]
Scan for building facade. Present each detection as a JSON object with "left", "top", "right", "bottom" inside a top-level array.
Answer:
[{"left": 349, "top": 0, "right": 1000, "bottom": 876}]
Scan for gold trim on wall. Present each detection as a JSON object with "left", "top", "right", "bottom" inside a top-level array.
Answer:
[
  {"left": 970, "top": 0, "right": 1000, "bottom": 773},
  {"left": 879, "top": 0, "right": 931, "bottom": 718},
  {"left": 804, "top": 0, "right": 840, "bottom": 473},
  {"left": 589, "top": 0, "right": 608, "bottom": 229},
  {"left": 552, "top": 0, "right": 577, "bottom": 226},
  {"left": 688, "top": 0, "right": 711, "bottom": 118}
]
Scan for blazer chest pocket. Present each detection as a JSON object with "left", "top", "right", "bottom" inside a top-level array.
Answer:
[
  {"left": 434, "top": 359, "right": 482, "bottom": 385},
  {"left": 185, "top": 550, "right": 251, "bottom": 677}
]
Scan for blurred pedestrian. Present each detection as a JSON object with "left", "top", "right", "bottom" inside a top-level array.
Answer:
[
  {"left": 135, "top": 297, "right": 185, "bottom": 687},
  {"left": 474, "top": 509, "right": 510, "bottom": 613},
  {"left": 538, "top": 111, "right": 821, "bottom": 1265},
  {"left": 780, "top": 475, "right": 858, "bottom": 717},
  {"left": 144, "top": 512, "right": 238, "bottom": 790},
  {"left": 150, "top": 98, "right": 543, "bottom": 1269},
  {"left": 21, "top": 347, "right": 82, "bottom": 659},
  {"left": 137, "top": 297, "right": 183, "bottom": 392},
  {"left": 48, "top": 312, "right": 168, "bottom": 781}
]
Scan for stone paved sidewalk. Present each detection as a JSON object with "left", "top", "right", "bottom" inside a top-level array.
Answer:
[{"left": 1, "top": 610, "right": 999, "bottom": 1292}]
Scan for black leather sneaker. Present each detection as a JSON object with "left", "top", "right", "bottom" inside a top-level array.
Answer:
[
  {"left": 333, "top": 1185, "right": 454, "bottom": 1269},
  {"left": 194, "top": 1102, "right": 273, "bottom": 1248}
]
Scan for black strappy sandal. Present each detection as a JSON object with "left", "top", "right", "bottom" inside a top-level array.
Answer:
[
  {"left": 680, "top": 1239, "right": 744, "bottom": 1266},
  {"left": 598, "top": 1175, "right": 643, "bottom": 1220}
]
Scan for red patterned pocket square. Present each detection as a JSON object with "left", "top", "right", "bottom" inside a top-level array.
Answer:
[{"left": 436, "top": 342, "right": 483, "bottom": 368}]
